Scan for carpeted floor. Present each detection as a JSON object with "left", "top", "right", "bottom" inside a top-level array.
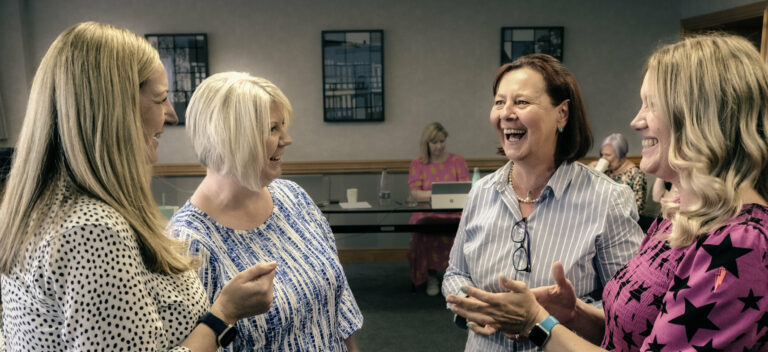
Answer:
[{"left": 342, "top": 262, "right": 468, "bottom": 352}]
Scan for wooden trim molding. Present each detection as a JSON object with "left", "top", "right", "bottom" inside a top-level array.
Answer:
[
  {"left": 681, "top": 1, "right": 768, "bottom": 30},
  {"left": 153, "top": 156, "right": 643, "bottom": 177},
  {"left": 154, "top": 158, "right": 510, "bottom": 176}
]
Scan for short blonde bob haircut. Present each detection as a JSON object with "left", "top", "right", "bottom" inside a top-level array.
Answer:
[
  {"left": 419, "top": 122, "right": 448, "bottom": 164},
  {"left": 0, "top": 22, "right": 195, "bottom": 274},
  {"left": 186, "top": 72, "right": 293, "bottom": 190},
  {"left": 647, "top": 33, "right": 768, "bottom": 247}
]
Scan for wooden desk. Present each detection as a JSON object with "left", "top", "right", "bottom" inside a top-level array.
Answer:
[{"left": 319, "top": 202, "right": 462, "bottom": 233}]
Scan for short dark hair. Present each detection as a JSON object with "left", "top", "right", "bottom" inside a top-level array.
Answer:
[{"left": 492, "top": 54, "right": 592, "bottom": 166}]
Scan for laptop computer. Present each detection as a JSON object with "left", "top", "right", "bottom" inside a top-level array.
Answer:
[{"left": 431, "top": 181, "right": 472, "bottom": 209}]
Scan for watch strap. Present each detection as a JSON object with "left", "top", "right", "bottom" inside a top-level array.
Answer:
[
  {"left": 197, "top": 312, "right": 237, "bottom": 347},
  {"left": 538, "top": 315, "right": 559, "bottom": 331},
  {"left": 528, "top": 315, "right": 559, "bottom": 347}
]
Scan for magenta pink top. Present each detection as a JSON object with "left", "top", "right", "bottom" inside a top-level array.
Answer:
[
  {"left": 601, "top": 204, "right": 768, "bottom": 351},
  {"left": 408, "top": 153, "right": 470, "bottom": 221}
]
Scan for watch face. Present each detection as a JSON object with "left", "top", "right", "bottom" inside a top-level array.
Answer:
[
  {"left": 218, "top": 326, "right": 238, "bottom": 347},
  {"left": 528, "top": 325, "right": 549, "bottom": 347}
]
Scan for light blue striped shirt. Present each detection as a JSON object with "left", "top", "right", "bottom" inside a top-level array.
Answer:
[
  {"left": 168, "top": 179, "right": 363, "bottom": 351},
  {"left": 443, "top": 161, "right": 643, "bottom": 352}
]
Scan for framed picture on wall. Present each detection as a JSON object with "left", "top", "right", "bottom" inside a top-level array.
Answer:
[
  {"left": 501, "top": 27, "right": 563, "bottom": 65},
  {"left": 145, "top": 33, "right": 209, "bottom": 125},
  {"left": 322, "top": 30, "right": 384, "bottom": 122}
]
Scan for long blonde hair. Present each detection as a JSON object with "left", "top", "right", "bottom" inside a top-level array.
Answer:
[
  {"left": 647, "top": 33, "right": 768, "bottom": 247},
  {"left": 419, "top": 122, "right": 448, "bottom": 164},
  {"left": 0, "top": 22, "right": 195, "bottom": 275}
]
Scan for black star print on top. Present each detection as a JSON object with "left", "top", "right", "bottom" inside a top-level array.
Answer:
[
  {"left": 648, "top": 293, "right": 664, "bottom": 311},
  {"left": 622, "top": 328, "right": 637, "bottom": 349},
  {"left": 639, "top": 319, "right": 654, "bottom": 338},
  {"left": 626, "top": 283, "right": 649, "bottom": 304},
  {"left": 646, "top": 336, "right": 666, "bottom": 352},
  {"left": 758, "top": 312, "right": 768, "bottom": 335},
  {"left": 668, "top": 298, "right": 720, "bottom": 341},
  {"left": 692, "top": 339, "right": 722, "bottom": 352},
  {"left": 702, "top": 234, "right": 752, "bottom": 277},
  {"left": 599, "top": 204, "right": 768, "bottom": 351},
  {"left": 738, "top": 289, "right": 763, "bottom": 312},
  {"left": 670, "top": 274, "right": 691, "bottom": 301}
]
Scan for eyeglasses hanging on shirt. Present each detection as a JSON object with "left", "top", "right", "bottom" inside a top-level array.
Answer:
[{"left": 512, "top": 218, "right": 531, "bottom": 272}]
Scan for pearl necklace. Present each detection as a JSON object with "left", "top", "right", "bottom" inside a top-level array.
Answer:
[{"left": 508, "top": 165, "right": 543, "bottom": 204}]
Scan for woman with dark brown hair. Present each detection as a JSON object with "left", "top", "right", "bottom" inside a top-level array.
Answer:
[
  {"left": 443, "top": 54, "right": 643, "bottom": 351},
  {"left": 448, "top": 34, "right": 768, "bottom": 352}
]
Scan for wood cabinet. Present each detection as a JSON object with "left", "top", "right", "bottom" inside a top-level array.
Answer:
[{"left": 681, "top": 1, "right": 768, "bottom": 62}]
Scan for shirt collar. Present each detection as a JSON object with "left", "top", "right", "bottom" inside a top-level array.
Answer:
[{"left": 491, "top": 160, "right": 575, "bottom": 201}]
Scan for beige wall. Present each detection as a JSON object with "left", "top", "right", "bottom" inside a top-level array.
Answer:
[{"left": 1, "top": 0, "right": 681, "bottom": 163}]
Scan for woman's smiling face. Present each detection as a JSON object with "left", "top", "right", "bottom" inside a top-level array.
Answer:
[
  {"left": 631, "top": 72, "right": 677, "bottom": 182},
  {"left": 489, "top": 68, "right": 567, "bottom": 165}
]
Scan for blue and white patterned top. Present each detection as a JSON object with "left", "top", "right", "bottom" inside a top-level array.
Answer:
[
  {"left": 443, "top": 161, "right": 643, "bottom": 352},
  {"left": 168, "top": 179, "right": 363, "bottom": 351}
]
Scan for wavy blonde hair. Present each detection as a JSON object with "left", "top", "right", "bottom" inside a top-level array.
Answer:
[
  {"left": 0, "top": 22, "right": 195, "bottom": 274},
  {"left": 186, "top": 72, "right": 293, "bottom": 190},
  {"left": 418, "top": 122, "right": 448, "bottom": 164},
  {"left": 647, "top": 33, "right": 768, "bottom": 247}
]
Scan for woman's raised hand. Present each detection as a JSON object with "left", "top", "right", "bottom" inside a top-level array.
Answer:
[
  {"left": 527, "top": 261, "right": 578, "bottom": 326},
  {"left": 211, "top": 262, "right": 277, "bottom": 324}
]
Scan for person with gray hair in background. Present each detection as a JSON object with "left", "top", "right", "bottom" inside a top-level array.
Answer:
[{"left": 590, "top": 133, "right": 647, "bottom": 213}]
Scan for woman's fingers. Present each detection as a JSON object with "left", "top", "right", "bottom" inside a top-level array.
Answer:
[
  {"left": 241, "top": 262, "right": 277, "bottom": 281},
  {"left": 447, "top": 295, "right": 495, "bottom": 326},
  {"left": 551, "top": 261, "right": 571, "bottom": 289},
  {"left": 467, "top": 321, "right": 498, "bottom": 336},
  {"left": 463, "top": 285, "right": 501, "bottom": 303},
  {"left": 498, "top": 275, "right": 530, "bottom": 294}
]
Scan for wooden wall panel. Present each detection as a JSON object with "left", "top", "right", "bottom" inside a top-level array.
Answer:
[{"left": 153, "top": 156, "right": 642, "bottom": 177}]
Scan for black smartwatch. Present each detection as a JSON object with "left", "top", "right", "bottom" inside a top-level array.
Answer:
[
  {"left": 197, "top": 312, "right": 238, "bottom": 347},
  {"left": 528, "top": 315, "right": 559, "bottom": 347}
]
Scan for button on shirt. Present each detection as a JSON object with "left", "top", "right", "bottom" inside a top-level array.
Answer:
[{"left": 443, "top": 161, "right": 643, "bottom": 352}]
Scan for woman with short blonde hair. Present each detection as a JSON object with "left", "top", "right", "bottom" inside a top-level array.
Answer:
[
  {"left": 0, "top": 22, "right": 276, "bottom": 352},
  {"left": 187, "top": 72, "right": 293, "bottom": 191},
  {"left": 169, "top": 72, "right": 363, "bottom": 351}
]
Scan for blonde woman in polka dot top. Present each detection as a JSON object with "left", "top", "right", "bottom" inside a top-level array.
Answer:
[{"left": 0, "top": 22, "right": 276, "bottom": 351}]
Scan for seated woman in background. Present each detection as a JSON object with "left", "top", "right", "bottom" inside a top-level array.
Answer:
[
  {"left": 408, "top": 122, "right": 470, "bottom": 295},
  {"left": 443, "top": 54, "right": 642, "bottom": 351},
  {"left": 590, "top": 133, "right": 647, "bottom": 213},
  {"left": 168, "top": 72, "right": 363, "bottom": 351},
  {"left": 448, "top": 33, "right": 768, "bottom": 351},
  {"left": 0, "top": 22, "right": 275, "bottom": 351}
]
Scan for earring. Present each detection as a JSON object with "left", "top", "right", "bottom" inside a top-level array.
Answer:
[{"left": 558, "top": 126, "right": 564, "bottom": 133}]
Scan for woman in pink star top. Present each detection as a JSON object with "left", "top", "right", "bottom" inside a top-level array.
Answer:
[{"left": 446, "top": 34, "right": 768, "bottom": 351}]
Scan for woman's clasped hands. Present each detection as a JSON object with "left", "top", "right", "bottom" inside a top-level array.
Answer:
[{"left": 446, "top": 262, "right": 576, "bottom": 340}]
